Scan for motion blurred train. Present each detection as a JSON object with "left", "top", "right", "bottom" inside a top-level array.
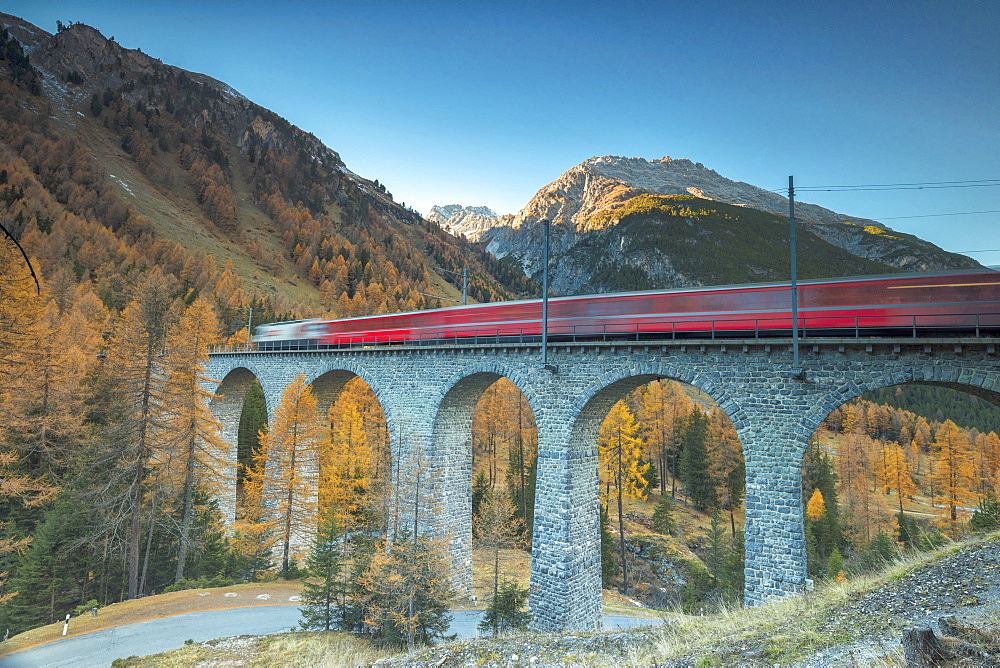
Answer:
[{"left": 251, "top": 270, "right": 1000, "bottom": 350}]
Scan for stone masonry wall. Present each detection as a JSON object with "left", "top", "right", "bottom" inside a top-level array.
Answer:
[{"left": 207, "top": 338, "right": 999, "bottom": 632}]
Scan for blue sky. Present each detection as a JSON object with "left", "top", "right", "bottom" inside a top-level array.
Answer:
[{"left": 5, "top": 1, "right": 999, "bottom": 265}]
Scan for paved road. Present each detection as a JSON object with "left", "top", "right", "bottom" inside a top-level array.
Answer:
[{"left": 0, "top": 607, "right": 665, "bottom": 667}]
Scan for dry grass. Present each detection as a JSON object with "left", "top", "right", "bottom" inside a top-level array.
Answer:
[
  {"left": 113, "top": 631, "right": 396, "bottom": 666},
  {"left": 467, "top": 547, "right": 532, "bottom": 606},
  {"left": 632, "top": 539, "right": 975, "bottom": 665}
]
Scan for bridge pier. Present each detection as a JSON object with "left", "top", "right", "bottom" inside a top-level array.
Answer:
[{"left": 529, "top": 408, "right": 603, "bottom": 632}]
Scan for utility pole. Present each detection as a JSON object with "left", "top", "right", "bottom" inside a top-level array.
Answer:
[
  {"left": 541, "top": 218, "right": 551, "bottom": 369},
  {"left": 235, "top": 306, "right": 253, "bottom": 349},
  {"left": 789, "top": 176, "right": 801, "bottom": 375},
  {"left": 432, "top": 266, "right": 468, "bottom": 305}
]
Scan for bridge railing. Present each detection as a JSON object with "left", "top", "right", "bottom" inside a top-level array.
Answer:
[{"left": 208, "top": 310, "right": 1000, "bottom": 353}]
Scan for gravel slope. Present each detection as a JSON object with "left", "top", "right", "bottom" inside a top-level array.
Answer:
[{"left": 375, "top": 538, "right": 1000, "bottom": 667}]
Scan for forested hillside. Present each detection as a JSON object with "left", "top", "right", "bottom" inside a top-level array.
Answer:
[
  {"left": 0, "top": 16, "right": 533, "bottom": 336},
  {"left": 0, "top": 13, "right": 531, "bottom": 639}
]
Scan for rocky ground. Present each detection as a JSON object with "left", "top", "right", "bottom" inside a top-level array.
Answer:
[{"left": 374, "top": 538, "right": 1000, "bottom": 666}]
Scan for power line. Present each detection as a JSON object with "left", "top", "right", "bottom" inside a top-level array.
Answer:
[
  {"left": 769, "top": 179, "right": 1000, "bottom": 193},
  {"left": 877, "top": 209, "right": 1000, "bottom": 220}
]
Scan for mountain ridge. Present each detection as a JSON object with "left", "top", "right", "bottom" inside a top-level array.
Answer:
[{"left": 432, "top": 156, "right": 979, "bottom": 294}]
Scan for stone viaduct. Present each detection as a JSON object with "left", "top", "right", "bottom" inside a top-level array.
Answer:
[{"left": 205, "top": 335, "right": 999, "bottom": 632}]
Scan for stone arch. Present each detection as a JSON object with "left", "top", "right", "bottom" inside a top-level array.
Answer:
[
  {"left": 798, "top": 364, "right": 1000, "bottom": 442},
  {"left": 568, "top": 362, "right": 742, "bottom": 453},
  {"left": 429, "top": 362, "right": 541, "bottom": 596},
  {"left": 528, "top": 363, "right": 742, "bottom": 631},
  {"left": 210, "top": 366, "right": 267, "bottom": 526},
  {"left": 302, "top": 363, "right": 391, "bottom": 422}
]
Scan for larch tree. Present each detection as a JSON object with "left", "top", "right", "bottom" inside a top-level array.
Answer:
[
  {"left": 322, "top": 384, "right": 374, "bottom": 531},
  {"left": 973, "top": 431, "right": 1000, "bottom": 497},
  {"left": 636, "top": 380, "right": 682, "bottom": 496},
  {"left": 232, "top": 442, "right": 276, "bottom": 580},
  {"left": 102, "top": 269, "right": 178, "bottom": 598},
  {"left": 707, "top": 408, "right": 745, "bottom": 536},
  {"left": 505, "top": 386, "right": 536, "bottom": 539},
  {"left": 473, "top": 485, "right": 524, "bottom": 635},
  {"left": 160, "top": 296, "right": 229, "bottom": 582},
  {"left": 881, "top": 441, "right": 917, "bottom": 514},
  {"left": 258, "top": 374, "right": 328, "bottom": 574},
  {"left": 928, "top": 419, "right": 976, "bottom": 533},
  {"left": 598, "top": 400, "right": 648, "bottom": 595},
  {"left": 0, "top": 240, "right": 59, "bottom": 604},
  {"left": 2, "top": 296, "right": 103, "bottom": 479}
]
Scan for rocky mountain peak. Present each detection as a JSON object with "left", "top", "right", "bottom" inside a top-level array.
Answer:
[
  {"left": 447, "top": 155, "right": 979, "bottom": 295},
  {"left": 427, "top": 204, "right": 501, "bottom": 239}
]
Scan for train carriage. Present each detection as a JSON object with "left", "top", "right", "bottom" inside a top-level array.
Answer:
[{"left": 252, "top": 270, "right": 1000, "bottom": 350}]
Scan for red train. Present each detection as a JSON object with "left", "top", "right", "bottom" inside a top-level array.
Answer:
[{"left": 252, "top": 270, "right": 1000, "bottom": 350}]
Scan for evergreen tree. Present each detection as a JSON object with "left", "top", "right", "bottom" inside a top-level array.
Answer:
[
  {"left": 970, "top": 494, "right": 1000, "bottom": 533},
  {"left": 679, "top": 408, "right": 717, "bottom": 510},
  {"left": 0, "top": 495, "right": 88, "bottom": 634},
  {"left": 471, "top": 470, "right": 490, "bottom": 535},
  {"left": 599, "top": 503, "right": 616, "bottom": 587},
  {"left": 802, "top": 442, "right": 843, "bottom": 566},
  {"left": 353, "top": 530, "right": 454, "bottom": 649},
  {"left": 703, "top": 510, "right": 742, "bottom": 604},
  {"left": 651, "top": 493, "right": 676, "bottom": 535},
  {"left": 477, "top": 579, "right": 531, "bottom": 636},
  {"left": 298, "top": 511, "right": 344, "bottom": 631}
]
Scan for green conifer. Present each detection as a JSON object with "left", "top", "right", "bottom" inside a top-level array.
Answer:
[
  {"left": 298, "top": 511, "right": 344, "bottom": 631},
  {"left": 477, "top": 579, "right": 531, "bottom": 636}
]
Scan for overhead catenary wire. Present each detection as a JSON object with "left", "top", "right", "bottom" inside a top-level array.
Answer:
[
  {"left": 769, "top": 179, "right": 1000, "bottom": 193},
  {"left": 876, "top": 210, "right": 1000, "bottom": 220}
]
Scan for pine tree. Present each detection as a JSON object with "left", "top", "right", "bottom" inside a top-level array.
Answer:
[
  {"left": 599, "top": 503, "right": 616, "bottom": 587},
  {"left": 703, "top": 510, "right": 742, "bottom": 604},
  {"left": 651, "top": 493, "right": 675, "bottom": 535},
  {"left": 298, "top": 511, "right": 344, "bottom": 631},
  {"left": 679, "top": 408, "right": 716, "bottom": 510},
  {"left": 802, "top": 442, "right": 842, "bottom": 567},
  {"left": 477, "top": 579, "right": 530, "bottom": 636},
  {"left": 0, "top": 495, "right": 87, "bottom": 633}
]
